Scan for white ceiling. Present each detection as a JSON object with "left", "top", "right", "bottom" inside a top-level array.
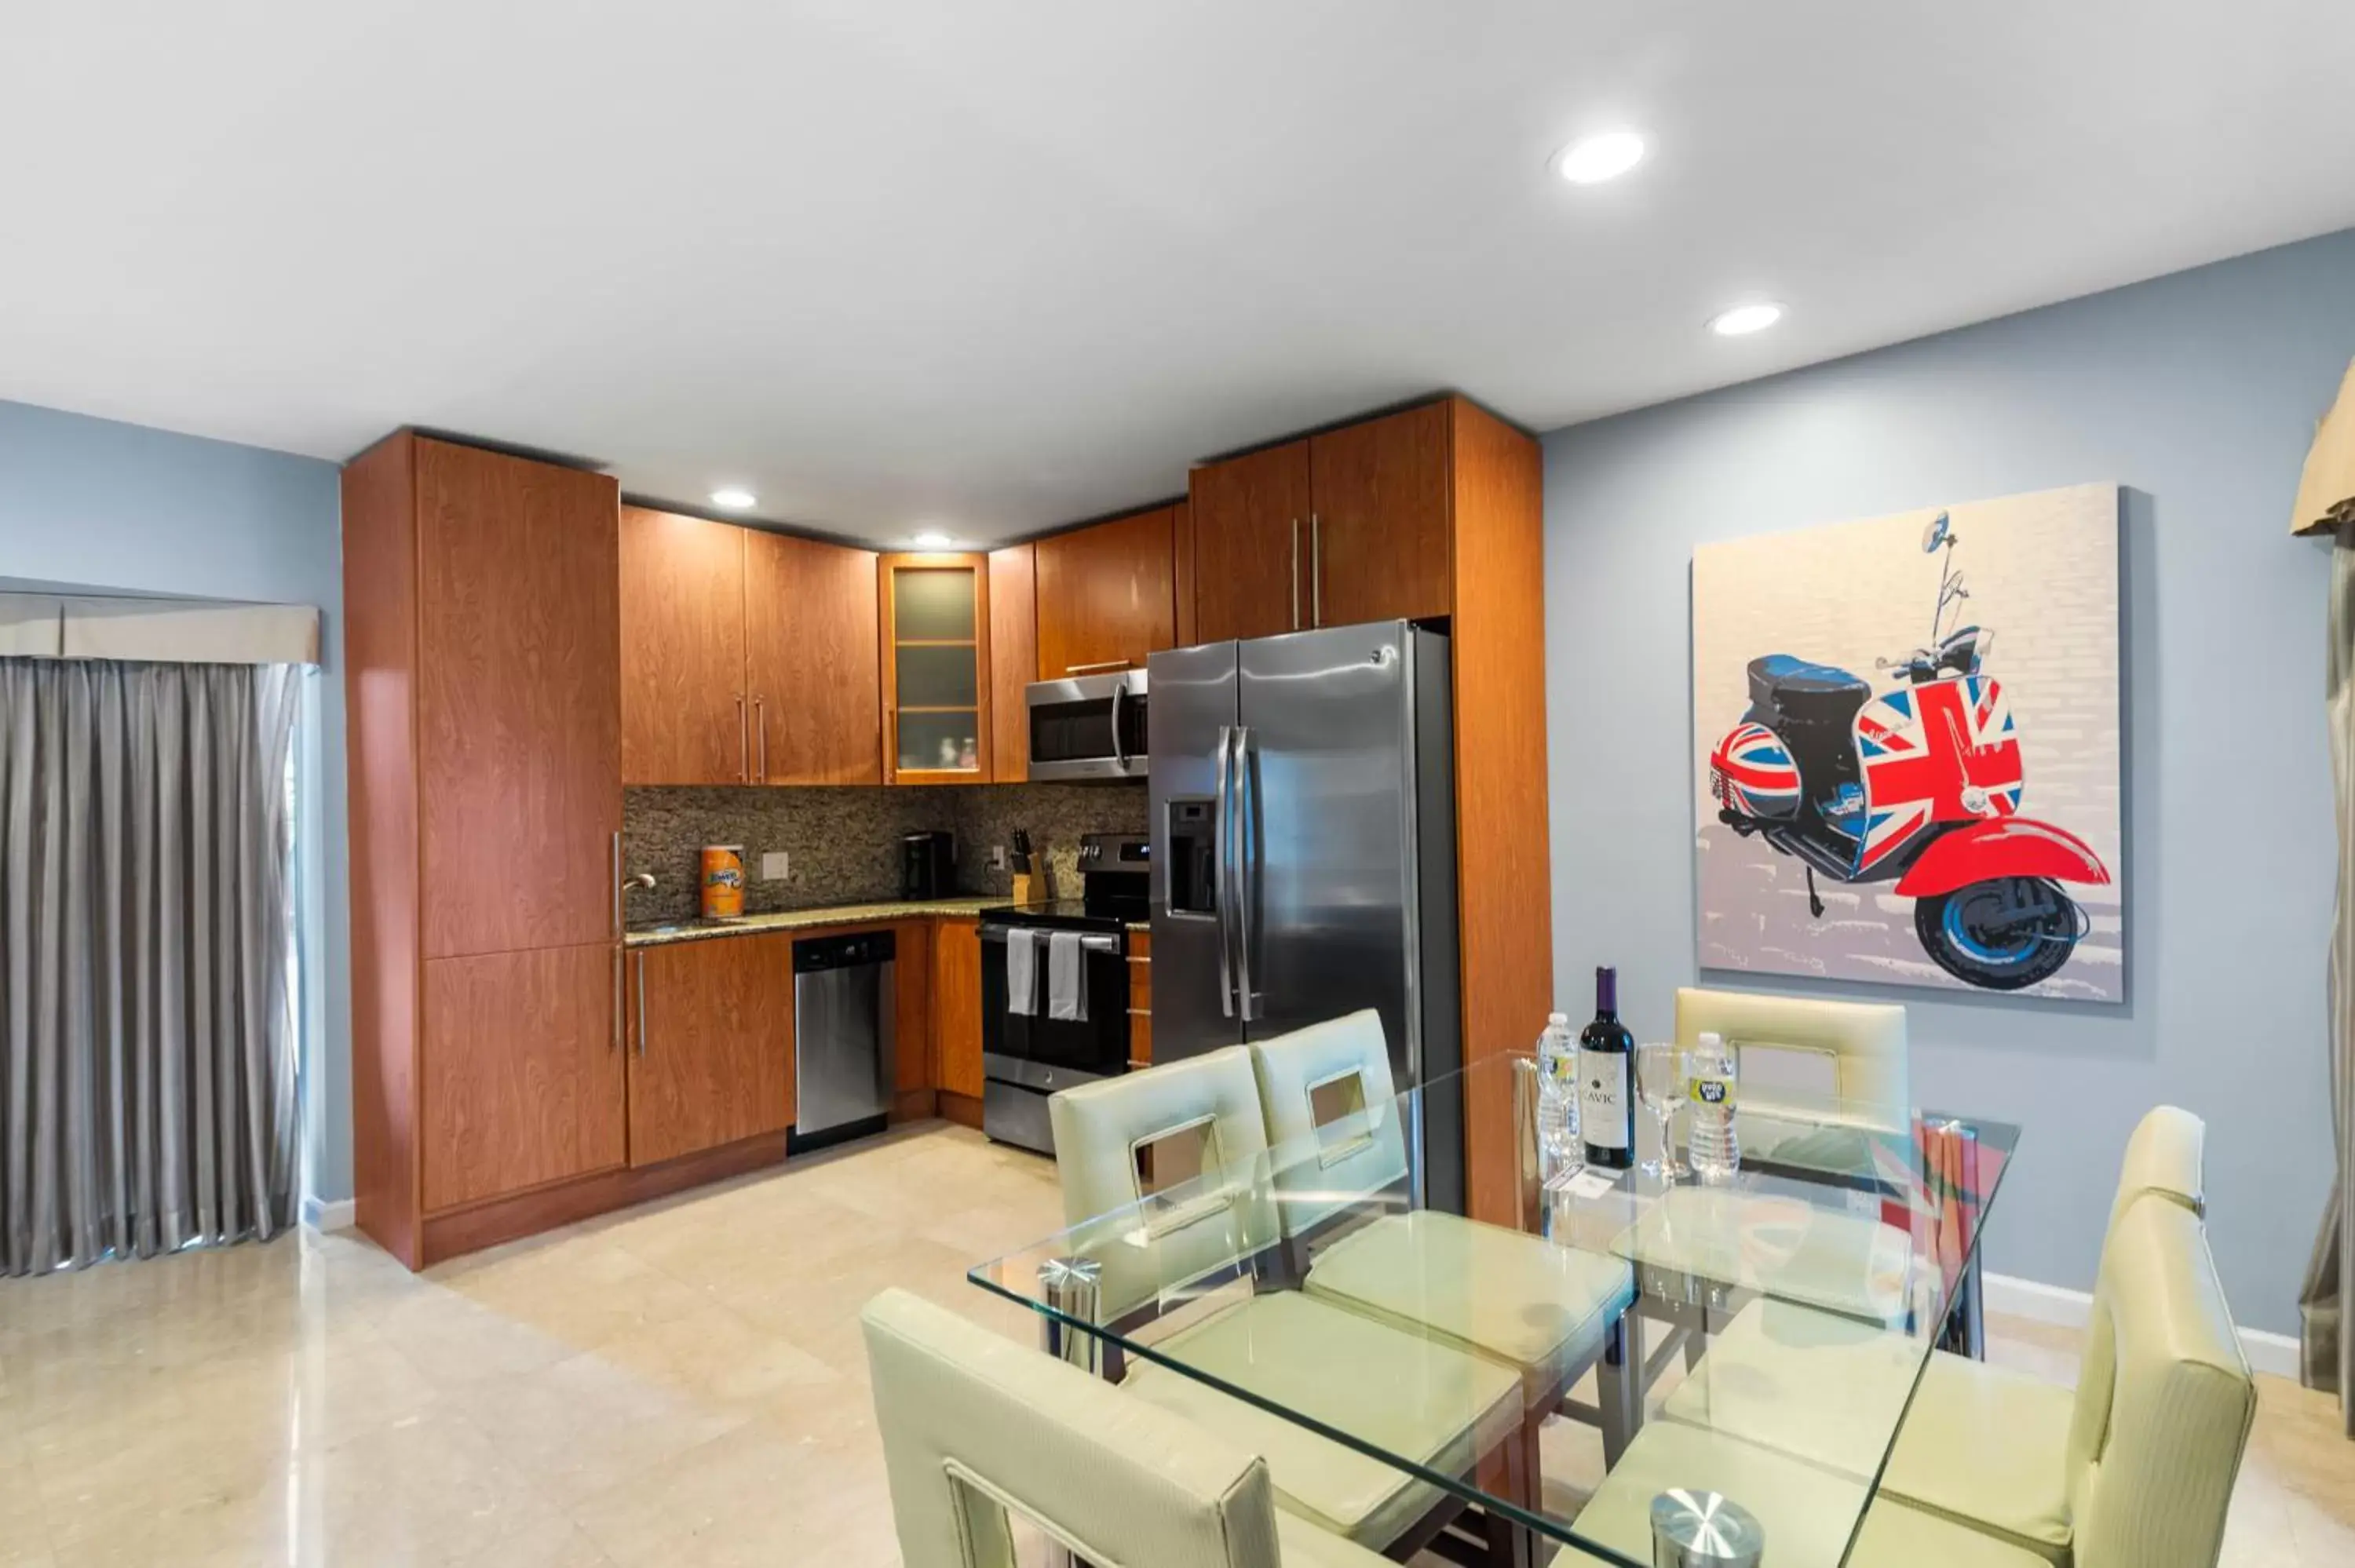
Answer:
[{"left": 5, "top": 2, "right": 2353, "bottom": 546}]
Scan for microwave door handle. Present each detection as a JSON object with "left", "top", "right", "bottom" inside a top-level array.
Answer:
[
  {"left": 1214, "top": 724, "right": 1236, "bottom": 1019},
  {"left": 1232, "top": 725, "right": 1257, "bottom": 1024},
  {"left": 1110, "top": 681, "right": 1128, "bottom": 771}
]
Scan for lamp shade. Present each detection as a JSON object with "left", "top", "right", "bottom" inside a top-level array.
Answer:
[{"left": 2293, "top": 356, "right": 2355, "bottom": 537}]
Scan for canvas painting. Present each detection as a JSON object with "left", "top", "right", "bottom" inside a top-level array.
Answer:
[{"left": 1692, "top": 483, "right": 2123, "bottom": 1003}]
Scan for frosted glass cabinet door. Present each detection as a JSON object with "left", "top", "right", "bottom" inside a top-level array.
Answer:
[{"left": 880, "top": 554, "right": 991, "bottom": 782}]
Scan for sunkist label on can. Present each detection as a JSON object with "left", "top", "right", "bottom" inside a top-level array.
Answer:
[{"left": 700, "top": 845, "right": 746, "bottom": 921}]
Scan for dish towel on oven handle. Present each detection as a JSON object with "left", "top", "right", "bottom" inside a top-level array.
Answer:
[
  {"left": 1047, "top": 931, "right": 1088, "bottom": 1023},
  {"left": 1006, "top": 927, "right": 1039, "bottom": 1016}
]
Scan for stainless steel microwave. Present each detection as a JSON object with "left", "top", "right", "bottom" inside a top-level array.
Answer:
[{"left": 1025, "top": 668, "right": 1148, "bottom": 781}]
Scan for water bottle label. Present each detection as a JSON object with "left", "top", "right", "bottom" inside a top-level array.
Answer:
[
  {"left": 1688, "top": 1074, "right": 1737, "bottom": 1107},
  {"left": 1579, "top": 1049, "right": 1628, "bottom": 1150}
]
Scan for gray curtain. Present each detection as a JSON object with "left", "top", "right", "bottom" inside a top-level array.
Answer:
[
  {"left": 2303, "top": 522, "right": 2355, "bottom": 1433},
  {"left": 0, "top": 658, "right": 300, "bottom": 1274}
]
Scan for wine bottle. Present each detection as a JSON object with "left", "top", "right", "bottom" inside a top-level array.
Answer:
[{"left": 1579, "top": 965, "right": 1635, "bottom": 1169}]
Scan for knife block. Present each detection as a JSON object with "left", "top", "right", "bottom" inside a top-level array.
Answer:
[{"left": 1010, "top": 870, "right": 1045, "bottom": 906}]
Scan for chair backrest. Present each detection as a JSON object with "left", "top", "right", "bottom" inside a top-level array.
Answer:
[
  {"left": 2109, "top": 1104, "right": 2204, "bottom": 1232},
  {"left": 1674, "top": 986, "right": 1908, "bottom": 1132},
  {"left": 1047, "top": 1047, "right": 1280, "bottom": 1318},
  {"left": 2062, "top": 1194, "right": 2255, "bottom": 1568},
  {"left": 862, "top": 1287, "right": 1286, "bottom": 1568},
  {"left": 1247, "top": 1010, "right": 1409, "bottom": 1237}
]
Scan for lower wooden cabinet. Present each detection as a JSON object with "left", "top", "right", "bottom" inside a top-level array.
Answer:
[
  {"left": 934, "top": 917, "right": 985, "bottom": 1098},
  {"left": 893, "top": 920, "right": 934, "bottom": 1096},
  {"left": 627, "top": 935, "right": 795, "bottom": 1167},
  {"left": 421, "top": 943, "right": 628, "bottom": 1212},
  {"left": 1126, "top": 929, "right": 1152, "bottom": 1070}
]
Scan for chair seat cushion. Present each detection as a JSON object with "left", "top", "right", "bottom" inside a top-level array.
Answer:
[
  {"left": 1123, "top": 1291, "right": 1524, "bottom": 1549},
  {"left": 1573, "top": 1419, "right": 1882, "bottom": 1567},
  {"left": 1302, "top": 1212, "right": 1636, "bottom": 1396},
  {"left": 1660, "top": 1296, "right": 1935, "bottom": 1478},
  {"left": 1848, "top": 1496, "right": 2056, "bottom": 1568},
  {"left": 1272, "top": 1512, "right": 1397, "bottom": 1568},
  {"left": 1881, "top": 1350, "right": 2074, "bottom": 1561}
]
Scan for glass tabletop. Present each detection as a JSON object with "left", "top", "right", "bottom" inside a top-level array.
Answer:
[{"left": 967, "top": 1052, "right": 2018, "bottom": 1568}]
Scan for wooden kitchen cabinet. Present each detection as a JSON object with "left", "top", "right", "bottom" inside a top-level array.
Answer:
[
  {"left": 1126, "top": 928, "right": 1152, "bottom": 1070},
  {"left": 1308, "top": 402, "right": 1452, "bottom": 627},
  {"left": 893, "top": 919, "right": 934, "bottom": 1096},
  {"left": 1033, "top": 505, "right": 1177, "bottom": 678},
  {"left": 626, "top": 935, "right": 796, "bottom": 1168},
  {"left": 988, "top": 545, "right": 1035, "bottom": 783},
  {"left": 747, "top": 531, "right": 883, "bottom": 784},
  {"left": 414, "top": 438, "right": 622, "bottom": 960},
  {"left": 345, "top": 432, "right": 627, "bottom": 1267},
  {"left": 933, "top": 917, "right": 985, "bottom": 1099},
  {"left": 421, "top": 943, "right": 627, "bottom": 1211},
  {"left": 619, "top": 506, "right": 749, "bottom": 786},
  {"left": 879, "top": 553, "right": 993, "bottom": 784},
  {"left": 1188, "top": 439, "right": 1311, "bottom": 644}
]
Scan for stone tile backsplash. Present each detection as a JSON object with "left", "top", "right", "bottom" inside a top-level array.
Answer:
[{"left": 622, "top": 782, "right": 1146, "bottom": 924}]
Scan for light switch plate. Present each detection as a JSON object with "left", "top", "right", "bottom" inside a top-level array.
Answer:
[
  {"left": 988, "top": 844, "right": 1007, "bottom": 870},
  {"left": 761, "top": 851, "right": 790, "bottom": 882}
]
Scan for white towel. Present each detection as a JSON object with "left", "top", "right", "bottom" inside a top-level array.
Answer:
[
  {"left": 1006, "top": 928, "right": 1039, "bottom": 1016},
  {"left": 1048, "top": 932, "right": 1087, "bottom": 1023}
]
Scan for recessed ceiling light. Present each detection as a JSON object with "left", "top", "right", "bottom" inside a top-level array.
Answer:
[
  {"left": 709, "top": 487, "right": 756, "bottom": 511},
  {"left": 911, "top": 531, "right": 957, "bottom": 550},
  {"left": 1554, "top": 130, "right": 1647, "bottom": 185},
  {"left": 1708, "top": 302, "right": 1785, "bottom": 337}
]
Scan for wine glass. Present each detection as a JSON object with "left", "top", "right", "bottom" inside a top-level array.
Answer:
[{"left": 1637, "top": 1042, "right": 1689, "bottom": 1181}]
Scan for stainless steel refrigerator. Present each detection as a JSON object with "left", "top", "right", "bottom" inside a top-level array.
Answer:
[{"left": 1149, "top": 621, "right": 1462, "bottom": 1202}]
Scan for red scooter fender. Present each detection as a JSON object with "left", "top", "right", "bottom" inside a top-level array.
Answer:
[{"left": 1894, "top": 819, "right": 2112, "bottom": 899}]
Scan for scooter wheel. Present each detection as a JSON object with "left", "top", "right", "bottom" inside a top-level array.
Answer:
[{"left": 1914, "top": 877, "right": 2080, "bottom": 991}]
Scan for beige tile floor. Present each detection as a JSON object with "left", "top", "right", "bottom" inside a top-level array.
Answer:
[{"left": 0, "top": 1121, "right": 2346, "bottom": 1566}]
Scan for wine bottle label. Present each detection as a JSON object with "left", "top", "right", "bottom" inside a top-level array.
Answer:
[{"left": 1579, "top": 1049, "right": 1629, "bottom": 1150}]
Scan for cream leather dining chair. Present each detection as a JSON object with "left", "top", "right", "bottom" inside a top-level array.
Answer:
[
  {"left": 1674, "top": 987, "right": 1909, "bottom": 1161},
  {"left": 1246, "top": 1012, "right": 1636, "bottom": 1413},
  {"left": 1047, "top": 1049, "right": 1524, "bottom": 1553},
  {"left": 1656, "top": 1106, "right": 2214, "bottom": 1559},
  {"left": 861, "top": 1288, "right": 1390, "bottom": 1568},
  {"left": 1572, "top": 1191, "right": 2255, "bottom": 1568}
]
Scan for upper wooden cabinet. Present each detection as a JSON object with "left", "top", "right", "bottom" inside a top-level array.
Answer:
[
  {"left": 1309, "top": 403, "right": 1451, "bottom": 627},
  {"left": 747, "top": 531, "right": 882, "bottom": 785},
  {"left": 1033, "top": 505, "right": 1177, "bottom": 678},
  {"left": 619, "top": 507, "right": 749, "bottom": 786},
  {"left": 879, "top": 553, "right": 993, "bottom": 785},
  {"left": 1189, "top": 439, "right": 1310, "bottom": 644},
  {"left": 414, "top": 438, "right": 622, "bottom": 960},
  {"left": 621, "top": 509, "right": 880, "bottom": 786},
  {"left": 988, "top": 545, "right": 1035, "bottom": 784},
  {"left": 1185, "top": 399, "right": 1455, "bottom": 640}
]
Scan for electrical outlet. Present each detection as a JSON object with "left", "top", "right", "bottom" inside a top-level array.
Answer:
[
  {"left": 988, "top": 844, "right": 1007, "bottom": 870},
  {"left": 761, "top": 851, "right": 790, "bottom": 882}
]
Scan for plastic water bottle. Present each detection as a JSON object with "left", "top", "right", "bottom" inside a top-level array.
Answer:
[
  {"left": 1686, "top": 1031, "right": 1741, "bottom": 1183},
  {"left": 1536, "top": 1012, "right": 1583, "bottom": 1183}
]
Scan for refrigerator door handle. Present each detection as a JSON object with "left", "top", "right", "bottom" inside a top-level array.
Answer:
[
  {"left": 1225, "top": 720, "right": 1243, "bottom": 1012},
  {"left": 1232, "top": 724, "right": 1258, "bottom": 1024}
]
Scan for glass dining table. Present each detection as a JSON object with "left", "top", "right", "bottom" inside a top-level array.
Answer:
[{"left": 968, "top": 1052, "right": 2017, "bottom": 1567}]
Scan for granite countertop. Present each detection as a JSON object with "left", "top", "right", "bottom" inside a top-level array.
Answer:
[{"left": 624, "top": 895, "right": 1003, "bottom": 947}]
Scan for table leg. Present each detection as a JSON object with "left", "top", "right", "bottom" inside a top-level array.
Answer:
[
  {"left": 1942, "top": 1245, "right": 1988, "bottom": 1359},
  {"left": 1597, "top": 1310, "right": 1645, "bottom": 1468},
  {"left": 1038, "top": 1256, "right": 1104, "bottom": 1377}
]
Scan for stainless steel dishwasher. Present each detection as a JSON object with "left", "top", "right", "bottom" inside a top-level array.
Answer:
[{"left": 790, "top": 929, "right": 897, "bottom": 1153}]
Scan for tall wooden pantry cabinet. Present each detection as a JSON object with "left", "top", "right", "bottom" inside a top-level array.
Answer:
[{"left": 343, "top": 432, "right": 629, "bottom": 1268}]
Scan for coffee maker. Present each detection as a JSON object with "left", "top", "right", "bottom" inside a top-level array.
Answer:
[{"left": 901, "top": 830, "right": 955, "bottom": 899}]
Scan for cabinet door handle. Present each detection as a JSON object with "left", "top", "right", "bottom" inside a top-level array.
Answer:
[
  {"left": 609, "top": 831, "right": 623, "bottom": 1052},
  {"left": 1310, "top": 513, "right": 1322, "bottom": 627},
  {"left": 1290, "top": 518, "right": 1301, "bottom": 629},
  {"left": 754, "top": 695, "right": 769, "bottom": 782},
  {"left": 634, "top": 950, "right": 648, "bottom": 1058},
  {"left": 736, "top": 694, "right": 750, "bottom": 782}
]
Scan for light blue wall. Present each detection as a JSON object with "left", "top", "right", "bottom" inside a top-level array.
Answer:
[
  {"left": 1540, "top": 228, "right": 2355, "bottom": 1335},
  {"left": 0, "top": 399, "right": 350, "bottom": 1206}
]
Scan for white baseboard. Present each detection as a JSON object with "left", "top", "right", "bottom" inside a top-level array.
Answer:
[
  {"left": 301, "top": 1195, "right": 356, "bottom": 1233},
  {"left": 1984, "top": 1271, "right": 2301, "bottom": 1380}
]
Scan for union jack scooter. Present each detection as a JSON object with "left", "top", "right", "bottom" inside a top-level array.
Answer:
[{"left": 1707, "top": 512, "right": 2111, "bottom": 990}]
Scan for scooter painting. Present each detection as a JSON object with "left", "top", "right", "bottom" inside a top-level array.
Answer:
[{"left": 1706, "top": 511, "right": 2112, "bottom": 991}]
